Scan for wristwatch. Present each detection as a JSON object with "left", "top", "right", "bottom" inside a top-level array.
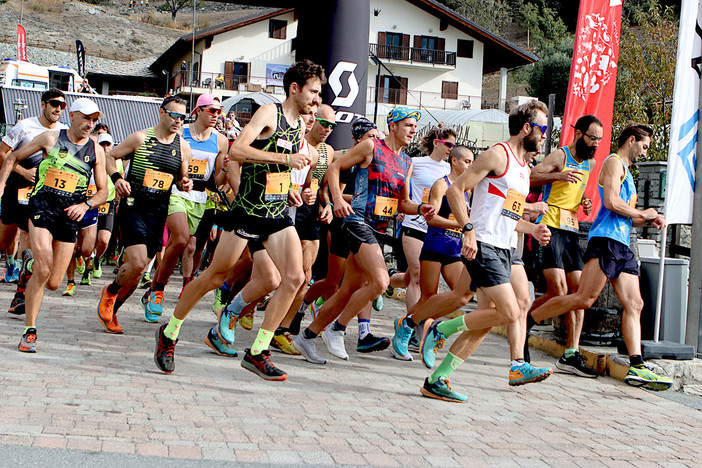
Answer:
[
  {"left": 85, "top": 200, "right": 93, "bottom": 209},
  {"left": 461, "top": 222, "right": 474, "bottom": 233}
]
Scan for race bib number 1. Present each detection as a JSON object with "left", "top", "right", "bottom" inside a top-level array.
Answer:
[
  {"left": 559, "top": 208, "right": 579, "bottom": 232},
  {"left": 374, "top": 196, "right": 398, "bottom": 217},
  {"left": 501, "top": 189, "right": 525, "bottom": 221},
  {"left": 265, "top": 172, "right": 291, "bottom": 201},
  {"left": 45, "top": 167, "right": 78, "bottom": 195},
  {"left": 143, "top": 169, "right": 173, "bottom": 191},
  {"left": 17, "top": 187, "right": 32, "bottom": 205}
]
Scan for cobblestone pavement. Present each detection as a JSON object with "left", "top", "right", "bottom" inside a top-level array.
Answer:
[{"left": 0, "top": 274, "right": 701, "bottom": 467}]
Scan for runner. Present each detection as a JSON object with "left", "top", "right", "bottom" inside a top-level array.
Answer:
[
  {"left": 293, "top": 106, "right": 434, "bottom": 364},
  {"left": 96, "top": 95, "right": 193, "bottom": 334},
  {"left": 141, "top": 94, "right": 227, "bottom": 322},
  {"left": 417, "top": 100, "right": 554, "bottom": 402},
  {"left": 153, "top": 60, "right": 323, "bottom": 381},
  {"left": 530, "top": 123, "right": 673, "bottom": 391},
  {"left": 0, "top": 97, "right": 108, "bottom": 352},
  {"left": 92, "top": 133, "right": 122, "bottom": 280},
  {"left": 0, "top": 89, "right": 68, "bottom": 314},
  {"left": 527, "top": 114, "right": 602, "bottom": 377}
]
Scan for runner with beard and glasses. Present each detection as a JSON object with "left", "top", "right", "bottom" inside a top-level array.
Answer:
[
  {"left": 525, "top": 115, "right": 602, "bottom": 377},
  {"left": 529, "top": 124, "right": 674, "bottom": 392}
]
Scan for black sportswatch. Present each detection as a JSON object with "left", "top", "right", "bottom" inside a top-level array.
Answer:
[
  {"left": 461, "top": 222, "right": 474, "bottom": 233},
  {"left": 85, "top": 200, "right": 93, "bottom": 209}
]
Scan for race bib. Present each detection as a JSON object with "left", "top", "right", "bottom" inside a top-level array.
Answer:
[
  {"left": 17, "top": 187, "right": 32, "bottom": 205},
  {"left": 291, "top": 183, "right": 302, "bottom": 193},
  {"left": 265, "top": 172, "right": 291, "bottom": 201},
  {"left": 143, "top": 169, "right": 173, "bottom": 191},
  {"left": 628, "top": 194, "right": 638, "bottom": 208},
  {"left": 86, "top": 184, "right": 97, "bottom": 197},
  {"left": 501, "top": 189, "right": 525, "bottom": 221},
  {"left": 97, "top": 203, "right": 110, "bottom": 215},
  {"left": 45, "top": 167, "right": 78, "bottom": 195},
  {"left": 276, "top": 138, "right": 293, "bottom": 152},
  {"left": 446, "top": 214, "right": 462, "bottom": 237},
  {"left": 422, "top": 187, "right": 431, "bottom": 204},
  {"left": 559, "top": 208, "right": 579, "bottom": 232},
  {"left": 310, "top": 178, "right": 319, "bottom": 193},
  {"left": 374, "top": 196, "right": 398, "bottom": 217},
  {"left": 188, "top": 158, "right": 208, "bottom": 179}
]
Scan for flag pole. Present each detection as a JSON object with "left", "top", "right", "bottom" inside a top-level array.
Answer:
[{"left": 653, "top": 227, "right": 667, "bottom": 342}]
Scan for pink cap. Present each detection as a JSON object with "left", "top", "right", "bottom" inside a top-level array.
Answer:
[{"left": 192, "top": 94, "right": 221, "bottom": 113}]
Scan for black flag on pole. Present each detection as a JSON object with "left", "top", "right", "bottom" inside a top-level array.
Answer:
[{"left": 76, "top": 40, "right": 85, "bottom": 78}]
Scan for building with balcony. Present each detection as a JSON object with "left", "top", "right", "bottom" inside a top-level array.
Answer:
[{"left": 149, "top": 0, "right": 536, "bottom": 122}]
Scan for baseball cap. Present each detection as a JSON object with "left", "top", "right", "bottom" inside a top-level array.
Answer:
[
  {"left": 97, "top": 133, "right": 114, "bottom": 145},
  {"left": 70, "top": 97, "right": 100, "bottom": 116},
  {"left": 387, "top": 106, "right": 421, "bottom": 124},
  {"left": 192, "top": 94, "right": 222, "bottom": 113}
]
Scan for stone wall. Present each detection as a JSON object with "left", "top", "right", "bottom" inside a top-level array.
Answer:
[{"left": 0, "top": 44, "right": 125, "bottom": 72}]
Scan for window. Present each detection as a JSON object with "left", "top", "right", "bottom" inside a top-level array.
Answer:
[
  {"left": 269, "top": 19, "right": 287, "bottom": 39},
  {"left": 377, "top": 32, "right": 409, "bottom": 60},
  {"left": 441, "top": 81, "right": 459, "bottom": 100},
  {"left": 413, "top": 36, "right": 445, "bottom": 63},
  {"left": 225, "top": 61, "right": 249, "bottom": 90},
  {"left": 378, "top": 75, "right": 408, "bottom": 105},
  {"left": 457, "top": 39, "right": 474, "bottom": 58}
]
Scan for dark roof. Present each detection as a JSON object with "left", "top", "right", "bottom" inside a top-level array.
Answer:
[
  {"left": 150, "top": 8, "right": 293, "bottom": 73},
  {"left": 89, "top": 57, "right": 159, "bottom": 78}
]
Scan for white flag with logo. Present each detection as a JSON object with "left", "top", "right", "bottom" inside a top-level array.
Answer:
[{"left": 665, "top": 0, "right": 702, "bottom": 224}]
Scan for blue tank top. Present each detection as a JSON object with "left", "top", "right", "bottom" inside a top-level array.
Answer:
[
  {"left": 588, "top": 154, "right": 636, "bottom": 246},
  {"left": 422, "top": 176, "right": 470, "bottom": 256},
  {"left": 345, "top": 139, "right": 412, "bottom": 233}
]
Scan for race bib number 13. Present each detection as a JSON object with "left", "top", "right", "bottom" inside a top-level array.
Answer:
[
  {"left": 45, "top": 167, "right": 78, "bottom": 195},
  {"left": 501, "top": 189, "right": 525, "bottom": 221},
  {"left": 374, "top": 196, "right": 398, "bottom": 217}
]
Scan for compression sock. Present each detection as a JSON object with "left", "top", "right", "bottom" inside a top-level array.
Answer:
[
  {"left": 331, "top": 320, "right": 346, "bottom": 332},
  {"left": 152, "top": 281, "right": 166, "bottom": 292},
  {"left": 404, "top": 316, "right": 417, "bottom": 329},
  {"left": 303, "top": 328, "right": 318, "bottom": 339},
  {"left": 107, "top": 281, "right": 121, "bottom": 295},
  {"left": 629, "top": 354, "right": 645, "bottom": 368},
  {"left": 226, "top": 292, "right": 249, "bottom": 317},
  {"left": 164, "top": 316, "right": 184, "bottom": 340},
  {"left": 358, "top": 319, "right": 370, "bottom": 340},
  {"left": 437, "top": 315, "right": 469, "bottom": 338},
  {"left": 251, "top": 329, "right": 274, "bottom": 355},
  {"left": 564, "top": 348, "right": 578, "bottom": 359},
  {"left": 511, "top": 359, "right": 525, "bottom": 368},
  {"left": 428, "top": 352, "right": 464, "bottom": 384}
]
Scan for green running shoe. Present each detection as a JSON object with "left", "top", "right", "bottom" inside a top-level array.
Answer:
[
  {"left": 75, "top": 257, "right": 86, "bottom": 275},
  {"left": 212, "top": 287, "right": 227, "bottom": 315},
  {"left": 80, "top": 272, "right": 92, "bottom": 286},
  {"left": 420, "top": 377, "right": 467, "bottom": 403},
  {"left": 139, "top": 272, "right": 151, "bottom": 289},
  {"left": 624, "top": 365, "right": 674, "bottom": 391},
  {"left": 92, "top": 261, "right": 103, "bottom": 279}
]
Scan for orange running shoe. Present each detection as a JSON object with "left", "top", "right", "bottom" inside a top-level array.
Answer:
[
  {"left": 106, "top": 311, "right": 124, "bottom": 334},
  {"left": 97, "top": 284, "right": 117, "bottom": 331}
]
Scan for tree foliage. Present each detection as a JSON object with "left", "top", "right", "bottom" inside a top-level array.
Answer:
[
  {"left": 160, "top": 0, "right": 192, "bottom": 22},
  {"left": 438, "top": 0, "right": 513, "bottom": 33},
  {"left": 613, "top": 2, "right": 678, "bottom": 161}
]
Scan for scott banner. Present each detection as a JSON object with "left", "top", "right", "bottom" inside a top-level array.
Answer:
[
  {"left": 664, "top": 0, "right": 702, "bottom": 224},
  {"left": 76, "top": 40, "right": 86, "bottom": 78},
  {"left": 16, "top": 25, "right": 27, "bottom": 62},
  {"left": 560, "top": 0, "right": 623, "bottom": 221}
]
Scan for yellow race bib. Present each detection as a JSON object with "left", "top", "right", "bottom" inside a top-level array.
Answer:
[
  {"left": 143, "top": 169, "right": 173, "bottom": 191},
  {"left": 310, "top": 178, "right": 319, "bottom": 193},
  {"left": 86, "top": 184, "right": 97, "bottom": 197},
  {"left": 501, "top": 189, "right": 525, "bottom": 221},
  {"left": 422, "top": 187, "right": 431, "bottom": 204},
  {"left": 559, "top": 208, "right": 579, "bottom": 232},
  {"left": 17, "top": 187, "right": 32, "bottom": 205},
  {"left": 265, "top": 172, "right": 291, "bottom": 201},
  {"left": 97, "top": 203, "right": 110, "bottom": 215},
  {"left": 374, "top": 196, "right": 398, "bottom": 217},
  {"left": 188, "top": 158, "right": 208, "bottom": 179},
  {"left": 45, "top": 167, "right": 78, "bottom": 195}
]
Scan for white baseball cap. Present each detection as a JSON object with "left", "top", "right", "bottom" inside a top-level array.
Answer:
[
  {"left": 70, "top": 97, "right": 100, "bottom": 116},
  {"left": 97, "top": 133, "right": 114, "bottom": 145}
]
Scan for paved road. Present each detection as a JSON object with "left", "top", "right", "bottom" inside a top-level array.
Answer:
[{"left": 0, "top": 274, "right": 700, "bottom": 467}]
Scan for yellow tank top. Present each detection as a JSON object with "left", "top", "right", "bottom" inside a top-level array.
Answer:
[{"left": 539, "top": 146, "right": 592, "bottom": 230}]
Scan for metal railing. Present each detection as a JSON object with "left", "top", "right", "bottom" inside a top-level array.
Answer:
[
  {"left": 171, "top": 71, "right": 285, "bottom": 94},
  {"left": 367, "top": 86, "right": 477, "bottom": 110},
  {"left": 369, "top": 43, "right": 456, "bottom": 66}
]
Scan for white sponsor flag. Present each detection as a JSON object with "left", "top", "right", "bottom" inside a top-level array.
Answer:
[{"left": 665, "top": 0, "right": 702, "bottom": 224}]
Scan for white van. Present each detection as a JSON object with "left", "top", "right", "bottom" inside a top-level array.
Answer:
[{"left": 0, "top": 59, "right": 49, "bottom": 89}]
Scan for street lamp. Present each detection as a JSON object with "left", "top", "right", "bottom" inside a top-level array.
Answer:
[
  {"left": 13, "top": 98, "right": 27, "bottom": 122},
  {"left": 162, "top": 69, "right": 170, "bottom": 96}
]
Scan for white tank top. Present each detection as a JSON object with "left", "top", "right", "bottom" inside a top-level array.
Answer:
[
  {"left": 288, "top": 138, "right": 312, "bottom": 221},
  {"left": 471, "top": 142, "right": 530, "bottom": 249}
]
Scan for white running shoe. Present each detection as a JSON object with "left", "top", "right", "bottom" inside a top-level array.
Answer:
[
  {"left": 293, "top": 335, "right": 326, "bottom": 365},
  {"left": 322, "top": 326, "right": 349, "bottom": 360}
]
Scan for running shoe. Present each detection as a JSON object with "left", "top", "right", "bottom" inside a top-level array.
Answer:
[
  {"left": 62, "top": 283, "right": 76, "bottom": 296},
  {"left": 1, "top": 265, "right": 13, "bottom": 283},
  {"left": 107, "top": 311, "right": 123, "bottom": 334},
  {"left": 372, "top": 294, "right": 383, "bottom": 311},
  {"left": 420, "top": 319, "right": 445, "bottom": 369},
  {"left": 270, "top": 332, "right": 301, "bottom": 355},
  {"left": 18, "top": 249, "right": 33, "bottom": 287},
  {"left": 391, "top": 316, "right": 414, "bottom": 361},
  {"left": 216, "top": 304, "right": 239, "bottom": 344},
  {"left": 10, "top": 262, "right": 20, "bottom": 283},
  {"left": 509, "top": 362, "right": 553, "bottom": 386},
  {"left": 408, "top": 330, "right": 420, "bottom": 353},
  {"left": 18, "top": 328, "right": 37, "bottom": 353},
  {"left": 322, "top": 325, "right": 348, "bottom": 360},
  {"left": 555, "top": 352, "right": 598, "bottom": 378},
  {"left": 8, "top": 290, "right": 25, "bottom": 315},
  {"left": 420, "top": 377, "right": 467, "bottom": 403},
  {"left": 624, "top": 365, "right": 674, "bottom": 391},
  {"left": 241, "top": 349, "right": 288, "bottom": 381},
  {"left": 204, "top": 327, "right": 238, "bottom": 357},
  {"left": 92, "top": 261, "right": 102, "bottom": 279},
  {"left": 142, "top": 290, "right": 164, "bottom": 323},
  {"left": 357, "top": 333, "right": 390, "bottom": 353},
  {"left": 239, "top": 309, "right": 254, "bottom": 331},
  {"left": 293, "top": 334, "right": 326, "bottom": 364},
  {"left": 154, "top": 324, "right": 177, "bottom": 374},
  {"left": 80, "top": 272, "right": 91, "bottom": 286},
  {"left": 257, "top": 294, "right": 271, "bottom": 311},
  {"left": 212, "top": 287, "right": 227, "bottom": 314},
  {"left": 75, "top": 257, "right": 85, "bottom": 275},
  {"left": 309, "top": 298, "right": 323, "bottom": 319},
  {"left": 178, "top": 277, "right": 191, "bottom": 299},
  {"left": 139, "top": 272, "right": 151, "bottom": 289},
  {"left": 96, "top": 284, "right": 117, "bottom": 331}
]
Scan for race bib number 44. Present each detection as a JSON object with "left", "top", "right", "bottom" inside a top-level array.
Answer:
[
  {"left": 501, "top": 189, "right": 525, "bottom": 221},
  {"left": 374, "top": 196, "right": 398, "bottom": 217},
  {"left": 265, "top": 172, "right": 291, "bottom": 201},
  {"left": 45, "top": 167, "right": 78, "bottom": 195},
  {"left": 143, "top": 169, "right": 173, "bottom": 191}
]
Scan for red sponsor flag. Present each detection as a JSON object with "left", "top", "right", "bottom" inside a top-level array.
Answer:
[
  {"left": 16, "top": 25, "right": 27, "bottom": 62},
  {"left": 560, "top": 0, "right": 623, "bottom": 221}
]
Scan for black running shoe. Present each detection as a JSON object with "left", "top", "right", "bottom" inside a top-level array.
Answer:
[
  {"left": 288, "top": 311, "right": 305, "bottom": 336},
  {"left": 8, "top": 290, "right": 25, "bottom": 315},
  {"left": 407, "top": 331, "right": 420, "bottom": 353},
  {"left": 357, "top": 333, "right": 390, "bottom": 353},
  {"left": 154, "top": 324, "right": 177, "bottom": 374},
  {"left": 18, "top": 249, "right": 33, "bottom": 287},
  {"left": 555, "top": 352, "right": 598, "bottom": 378},
  {"left": 241, "top": 349, "right": 287, "bottom": 381}
]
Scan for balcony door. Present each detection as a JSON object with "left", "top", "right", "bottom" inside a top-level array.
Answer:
[
  {"left": 225, "top": 61, "right": 249, "bottom": 90},
  {"left": 378, "top": 75, "right": 407, "bottom": 105},
  {"left": 377, "top": 32, "right": 409, "bottom": 60}
]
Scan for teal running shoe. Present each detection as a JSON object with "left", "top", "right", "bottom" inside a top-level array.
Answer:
[
  {"left": 420, "top": 377, "right": 467, "bottom": 403},
  {"left": 141, "top": 290, "right": 163, "bottom": 323},
  {"left": 420, "top": 319, "right": 445, "bottom": 369},
  {"left": 509, "top": 362, "right": 553, "bottom": 386},
  {"left": 390, "top": 316, "right": 413, "bottom": 361},
  {"left": 216, "top": 304, "right": 240, "bottom": 344},
  {"left": 372, "top": 294, "right": 383, "bottom": 311},
  {"left": 204, "top": 327, "right": 238, "bottom": 357},
  {"left": 624, "top": 365, "right": 673, "bottom": 391}
]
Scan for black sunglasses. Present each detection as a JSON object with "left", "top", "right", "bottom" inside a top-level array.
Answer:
[
  {"left": 166, "top": 110, "right": 186, "bottom": 121},
  {"left": 316, "top": 118, "right": 337, "bottom": 129},
  {"left": 47, "top": 99, "right": 67, "bottom": 110}
]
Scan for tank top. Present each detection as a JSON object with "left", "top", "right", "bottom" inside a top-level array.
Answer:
[
  {"left": 124, "top": 127, "right": 182, "bottom": 213},
  {"left": 288, "top": 138, "right": 312, "bottom": 221},
  {"left": 471, "top": 142, "right": 530, "bottom": 249},
  {"left": 346, "top": 138, "right": 412, "bottom": 233},
  {"left": 422, "top": 176, "right": 470, "bottom": 256},
  {"left": 402, "top": 156, "right": 450, "bottom": 233},
  {"left": 176, "top": 125, "right": 219, "bottom": 203},
  {"left": 538, "top": 146, "right": 591, "bottom": 231},
  {"left": 588, "top": 154, "right": 636, "bottom": 246},
  {"left": 33, "top": 129, "right": 96, "bottom": 208},
  {"left": 231, "top": 102, "right": 304, "bottom": 219},
  {"left": 311, "top": 141, "right": 330, "bottom": 185}
]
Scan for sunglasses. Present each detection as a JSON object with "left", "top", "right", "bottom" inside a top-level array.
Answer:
[
  {"left": 316, "top": 118, "right": 337, "bottom": 129},
  {"left": 584, "top": 133, "right": 603, "bottom": 142},
  {"left": 166, "top": 110, "right": 186, "bottom": 121},
  {"left": 201, "top": 107, "right": 222, "bottom": 116},
  {"left": 47, "top": 99, "right": 67, "bottom": 110},
  {"left": 530, "top": 123, "right": 548, "bottom": 135},
  {"left": 435, "top": 139, "right": 456, "bottom": 149}
]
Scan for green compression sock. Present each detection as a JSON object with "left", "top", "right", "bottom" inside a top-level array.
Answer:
[
  {"left": 437, "top": 315, "right": 469, "bottom": 338},
  {"left": 564, "top": 348, "right": 578, "bottom": 358},
  {"left": 428, "top": 352, "right": 464, "bottom": 384},
  {"left": 164, "top": 316, "right": 184, "bottom": 341},
  {"left": 251, "top": 329, "right": 274, "bottom": 355}
]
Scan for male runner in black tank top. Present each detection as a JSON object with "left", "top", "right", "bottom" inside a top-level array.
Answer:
[
  {"left": 0, "top": 97, "right": 108, "bottom": 353},
  {"left": 96, "top": 95, "right": 193, "bottom": 334}
]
